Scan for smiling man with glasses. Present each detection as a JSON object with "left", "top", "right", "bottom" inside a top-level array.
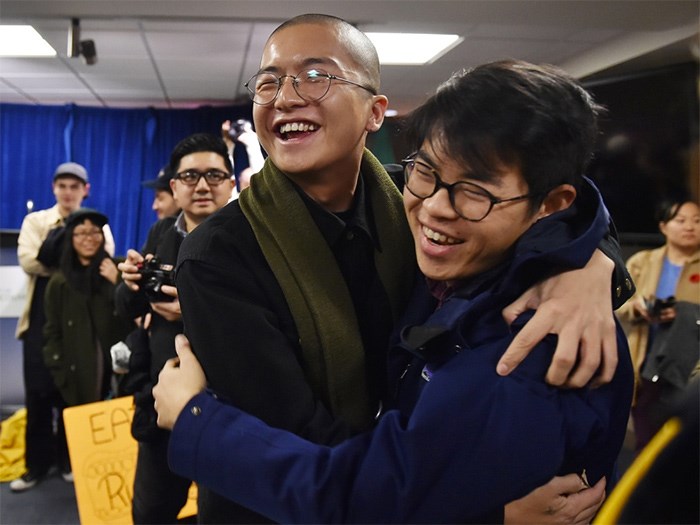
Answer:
[
  {"left": 402, "top": 153, "right": 544, "bottom": 222},
  {"left": 115, "top": 133, "right": 234, "bottom": 524}
]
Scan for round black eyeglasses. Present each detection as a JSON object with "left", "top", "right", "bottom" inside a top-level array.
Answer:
[{"left": 402, "top": 155, "right": 539, "bottom": 222}]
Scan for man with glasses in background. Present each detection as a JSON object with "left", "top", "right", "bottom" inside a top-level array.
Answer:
[
  {"left": 115, "top": 133, "right": 234, "bottom": 524},
  {"left": 174, "top": 14, "right": 629, "bottom": 524}
]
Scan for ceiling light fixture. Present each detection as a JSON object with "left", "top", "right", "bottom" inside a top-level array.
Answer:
[
  {"left": 366, "top": 32, "right": 463, "bottom": 65},
  {"left": 0, "top": 25, "right": 57, "bottom": 57}
]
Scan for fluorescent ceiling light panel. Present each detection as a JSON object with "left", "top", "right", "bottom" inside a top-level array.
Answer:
[
  {"left": 0, "top": 26, "right": 57, "bottom": 57},
  {"left": 366, "top": 32, "right": 462, "bottom": 65}
]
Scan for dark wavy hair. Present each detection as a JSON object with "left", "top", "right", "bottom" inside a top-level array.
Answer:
[
  {"left": 59, "top": 217, "right": 109, "bottom": 294},
  {"left": 403, "top": 60, "right": 605, "bottom": 213}
]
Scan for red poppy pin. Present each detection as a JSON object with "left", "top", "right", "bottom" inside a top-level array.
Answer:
[{"left": 690, "top": 273, "right": 700, "bottom": 283}]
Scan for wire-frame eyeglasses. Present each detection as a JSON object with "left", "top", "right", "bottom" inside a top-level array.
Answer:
[{"left": 245, "top": 68, "right": 377, "bottom": 105}]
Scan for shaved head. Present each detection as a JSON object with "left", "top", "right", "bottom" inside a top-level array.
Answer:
[{"left": 269, "top": 14, "right": 381, "bottom": 93}]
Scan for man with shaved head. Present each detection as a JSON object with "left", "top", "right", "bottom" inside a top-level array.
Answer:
[{"left": 174, "top": 14, "right": 627, "bottom": 523}]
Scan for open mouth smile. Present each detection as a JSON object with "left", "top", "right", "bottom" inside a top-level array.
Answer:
[
  {"left": 422, "top": 225, "right": 462, "bottom": 246},
  {"left": 277, "top": 121, "right": 318, "bottom": 140}
]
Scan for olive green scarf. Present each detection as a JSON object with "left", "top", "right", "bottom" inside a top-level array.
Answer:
[{"left": 238, "top": 149, "right": 415, "bottom": 431}]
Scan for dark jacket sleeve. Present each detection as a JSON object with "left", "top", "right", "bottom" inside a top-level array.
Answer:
[
  {"left": 42, "top": 276, "right": 64, "bottom": 382},
  {"left": 599, "top": 219, "right": 636, "bottom": 309},
  {"left": 114, "top": 281, "right": 149, "bottom": 320},
  {"left": 36, "top": 226, "right": 65, "bottom": 268},
  {"left": 584, "top": 179, "right": 635, "bottom": 310}
]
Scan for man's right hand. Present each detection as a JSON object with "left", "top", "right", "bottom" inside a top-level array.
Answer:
[{"left": 118, "top": 249, "right": 146, "bottom": 292}]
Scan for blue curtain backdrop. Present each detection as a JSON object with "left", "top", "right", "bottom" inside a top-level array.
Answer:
[{"left": 1, "top": 102, "right": 253, "bottom": 255}]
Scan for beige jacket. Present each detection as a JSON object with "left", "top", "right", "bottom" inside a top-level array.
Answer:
[
  {"left": 15, "top": 204, "right": 115, "bottom": 338},
  {"left": 617, "top": 245, "right": 700, "bottom": 393}
]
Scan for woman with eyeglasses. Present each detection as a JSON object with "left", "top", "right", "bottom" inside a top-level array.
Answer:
[
  {"left": 154, "top": 60, "right": 634, "bottom": 523},
  {"left": 42, "top": 208, "right": 133, "bottom": 411}
]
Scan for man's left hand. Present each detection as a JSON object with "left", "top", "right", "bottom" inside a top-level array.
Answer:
[
  {"left": 150, "top": 285, "right": 182, "bottom": 322},
  {"left": 154, "top": 334, "right": 207, "bottom": 430},
  {"left": 504, "top": 474, "right": 606, "bottom": 524}
]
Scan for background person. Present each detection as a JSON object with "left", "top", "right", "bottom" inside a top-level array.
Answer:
[
  {"left": 142, "top": 165, "right": 180, "bottom": 220},
  {"left": 221, "top": 119, "right": 265, "bottom": 197},
  {"left": 116, "top": 133, "right": 235, "bottom": 524},
  {"left": 11, "top": 162, "right": 114, "bottom": 492},
  {"left": 43, "top": 208, "right": 133, "bottom": 409},
  {"left": 617, "top": 199, "right": 700, "bottom": 452},
  {"left": 155, "top": 60, "right": 634, "bottom": 524}
]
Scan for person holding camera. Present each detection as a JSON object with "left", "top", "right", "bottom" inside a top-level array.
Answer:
[
  {"left": 220, "top": 118, "right": 265, "bottom": 197},
  {"left": 115, "top": 133, "right": 235, "bottom": 524},
  {"left": 617, "top": 199, "right": 700, "bottom": 453}
]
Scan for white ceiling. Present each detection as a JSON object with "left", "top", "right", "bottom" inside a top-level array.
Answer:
[{"left": 1, "top": 0, "right": 698, "bottom": 115}]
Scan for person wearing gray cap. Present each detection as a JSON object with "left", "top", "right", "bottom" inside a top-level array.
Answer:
[
  {"left": 142, "top": 165, "right": 180, "bottom": 220},
  {"left": 11, "top": 162, "right": 115, "bottom": 492}
]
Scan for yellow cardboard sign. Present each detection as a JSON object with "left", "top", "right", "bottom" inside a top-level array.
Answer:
[{"left": 63, "top": 396, "right": 197, "bottom": 524}]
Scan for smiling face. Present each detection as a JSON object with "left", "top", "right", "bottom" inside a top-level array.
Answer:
[
  {"left": 72, "top": 219, "right": 104, "bottom": 265},
  {"left": 252, "top": 21, "right": 387, "bottom": 186},
  {"left": 170, "top": 151, "right": 234, "bottom": 231},
  {"left": 404, "top": 141, "right": 545, "bottom": 283}
]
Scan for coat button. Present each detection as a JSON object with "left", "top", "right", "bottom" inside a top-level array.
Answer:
[
  {"left": 191, "top": 406, "right": 202, "bottom": 416},
  {"left": 615, "top": 285, "right": 622, "bottom": 298},
  {"left": 625, "top": 278, "right": 633, "bottom": 290},
  {"left": 67, "top": 320, "right": 73, "bottom": 327},
  {"left": 53, "top": 354, "right": 59, "bottom": 360},
  {"left": 70, "top": 365, "right": 76, "bottom": 371}
]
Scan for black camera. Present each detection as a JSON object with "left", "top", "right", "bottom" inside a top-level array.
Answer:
[
  {"left": 138, "top": 257, "right": 175, "bottom": 302},
  {"left": 227, "top": 119, "right": 251, "bottom": 141},
  {"left": 645, "top": 296, "right": 676, "bottom": 317}
]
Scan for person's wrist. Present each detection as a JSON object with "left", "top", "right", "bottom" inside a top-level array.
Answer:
[
  {"left": 174, "top": 391, "right": 206, "bottom": 427},
  {"left": 175, "top": 395, "right": 193, "bottom": 421}
]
